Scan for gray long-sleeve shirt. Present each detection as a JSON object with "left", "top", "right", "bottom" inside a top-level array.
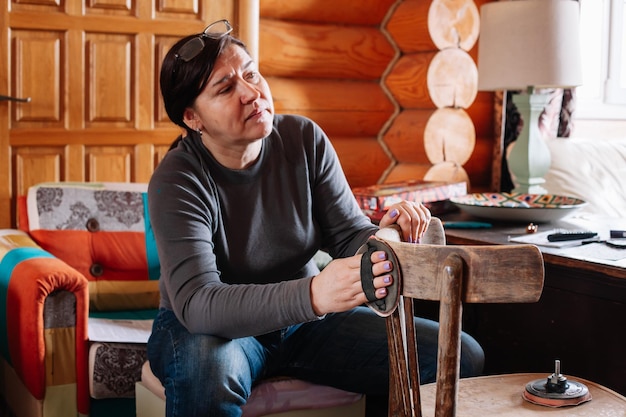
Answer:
[{"left": 148, "top": 114, "right": 378, "bottom": 339}]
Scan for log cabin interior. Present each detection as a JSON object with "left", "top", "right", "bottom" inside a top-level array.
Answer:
[
  {"left": 0, "top": 0, "right": 496, "bottom": 229},
  {"left": 2, "top": 0, "right": 626, "bottom": 416}
]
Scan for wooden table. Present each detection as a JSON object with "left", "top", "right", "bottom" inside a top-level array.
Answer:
[
  {"left": 420, "top": 373, "right": 626, "bottom": 416},
  {"left": 441, "top": 213, "right": 626, "bottom": 280},
  {"left": 430, "top": 213, "right": 626, "bottom": 397}
]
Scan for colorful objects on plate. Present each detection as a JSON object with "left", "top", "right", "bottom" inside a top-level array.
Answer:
[{"left": 450, "top": 193, "right": 586, "bottom": 223}]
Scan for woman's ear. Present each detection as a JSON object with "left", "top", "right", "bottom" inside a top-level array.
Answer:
[{"left": 182, "top": 107, "right": 200, "bottom": 131}]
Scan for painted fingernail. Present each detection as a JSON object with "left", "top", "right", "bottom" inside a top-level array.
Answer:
[
  {"left": 378, "top": 251, "right": 387, "bottom": 260},
  {"left": 383, "top": 275, "right": 391, "bottom": 284},
  {"left": 378, "top": 288, "right": 388, "bottom": 296},
  {"left": 389, "top": 209, "right": 399, "bottom": 218},
  {"left": 384, "top": 262, "right": 392, "bottom": 271}
]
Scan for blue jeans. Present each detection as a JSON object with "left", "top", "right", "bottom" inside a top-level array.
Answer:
[{"left": 147, "top": 307, "right": 484, "bottom": 417}]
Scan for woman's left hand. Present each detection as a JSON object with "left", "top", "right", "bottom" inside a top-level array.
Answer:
[{"left": 378, "top": 201, "right": 431, "bottom": 243}]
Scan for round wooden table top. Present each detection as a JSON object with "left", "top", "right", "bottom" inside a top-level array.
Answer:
[{"left": 419, "top": 373, "right": 626, "bottom": 416}]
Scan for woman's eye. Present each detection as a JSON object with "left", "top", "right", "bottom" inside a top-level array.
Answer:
[{"left": 218, "top": 85, "right": 233, "bottom": 94}]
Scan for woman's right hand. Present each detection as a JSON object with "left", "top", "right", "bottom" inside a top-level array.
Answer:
[{"left": 309, "top": 249, "right": 394, "bottom": 316}]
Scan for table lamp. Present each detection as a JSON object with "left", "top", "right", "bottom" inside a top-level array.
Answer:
[{"left": 477, "top": 0, "right": 582, "bottom": 194}]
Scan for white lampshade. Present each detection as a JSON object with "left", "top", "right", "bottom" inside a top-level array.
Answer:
[{"left": 478, "top": 0, "right": 583, "bottom": 91}]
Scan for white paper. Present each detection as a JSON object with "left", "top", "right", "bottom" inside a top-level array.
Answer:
[
  {"left": 563, "top": 242, "right": 626, "bottom": 262},
  {"left": 508, "top": 229, "right": 598, "bottom": 248},
  {"left": 88, "top": 318, "right": 153, "bottom": 343},
  {"left": 508, "top": 229, "right": 626, "bottom": 262}
]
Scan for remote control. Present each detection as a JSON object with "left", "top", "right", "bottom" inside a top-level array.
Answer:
[{"left": 547, "top": 230, "right": 598, "bottom": 242}]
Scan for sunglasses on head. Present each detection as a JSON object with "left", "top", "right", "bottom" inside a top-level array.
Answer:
[{"left": 174, "top": 19, "right": 233, "bottom": 65}]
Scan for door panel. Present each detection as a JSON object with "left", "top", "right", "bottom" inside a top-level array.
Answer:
[
  {"left": 13, "top": 146, "right": 65, "bottom": 192},
  {"left": 11, "top": 30, "right": 64, "bottom": 127},
  {"left": 85, "top": 33, "right": 135, "bottom": 127}
]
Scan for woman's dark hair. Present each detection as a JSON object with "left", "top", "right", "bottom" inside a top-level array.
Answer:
[{"left": 160, "top": 31, "right": 248, "bottom": 133}]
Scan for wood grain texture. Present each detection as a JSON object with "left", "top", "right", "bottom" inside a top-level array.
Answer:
[
  {"left": 463, "top": 134, "right": 497, "bottom": 188},
  {"left": 1, "top": 0, "right": 500, "bottom": 228},
  {"left": 385, "top": 0, "right": 436, "bottom": 53},
  {"left": 436, "top": 252, "right": 463, "bottom": 417},
  {"left": 383, "top": 109, "right": 431, "bottom": 164},
  {"left": 381, "top": 224, "right": 545, "bottom": 417},
  {"left": 269, "top": 77, "right": 394, "bottom": 113},
  {"left": 332, "top": 136, "right": 391, "bottom": 187},
  {"left": 260, "top": 0, "right": 397, "bottom": 25},
  {"left": 384, "top": 241, "right": 544, "bottom": 302},
  {"left": 259, "top": 19, "right": 395, "bottom": 80},
  {"left": 467, "top": 92, "right": 496, "bottom": 138},
  {"left": 385, "top": 52, "right": 437, "bottom": 109},
  {"left": 428, "top": 0, "right": 480, "bottom": 51},
  {"left": 268, "top": 77, "right": 395, "bottom": 137},
  {"left": 424, "top": 161, "right": 471, "bottom": 186},
  {"left": 11, "top": 30, "right": 63, "bottom": 128},
  {"left": 13, "top": 147, "right": 64, "bottom": 196},
  {"left": 382, "top": 0, "right": 495, "bottom": 192},
  {"left": 421, "top": 374, "right": 626, "bottom": 416},
  {"left": 1, "top": 0, "right": 239, "bottom": 227},
  {"left": 383, "top": 163, "right": 433, "bottom": 184},
  {"left": 426, "top": 48, "right": 478, "bottom": 109},
  {"left": 423, "top": 107, "right": 475, "bottom": 165}
]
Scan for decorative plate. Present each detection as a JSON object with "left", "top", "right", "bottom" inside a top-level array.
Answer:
[{"left": 449, "top": 193, "right": 587, "bottom": 223}]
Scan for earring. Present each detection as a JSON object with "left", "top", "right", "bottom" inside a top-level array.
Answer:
[{"left": 196, "top": 128, "right": 202, "bottom": 136}]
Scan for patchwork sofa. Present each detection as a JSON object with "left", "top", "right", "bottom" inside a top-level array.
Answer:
[
  {"left": 0, "top": 182, "right": 364, "bottom": 417},
  {"left": 0, "top": 182, "right": 160, "bottom": 417}
]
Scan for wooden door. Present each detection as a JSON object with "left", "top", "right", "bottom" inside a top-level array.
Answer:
[{"left": 0, "top": 0, "right": 254, "bottom": 228}]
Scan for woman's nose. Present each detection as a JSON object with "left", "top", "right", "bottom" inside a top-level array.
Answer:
[{"left": 239, "top": 81, "right": 260, "bottom": 103}]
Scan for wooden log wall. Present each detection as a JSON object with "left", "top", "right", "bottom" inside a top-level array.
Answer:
[
  {"left": 259, "top": 0, "right": 496, "bottom": 190},
  {"left": 0, "top": 0, "right": 499, "bottom": 227},
  {"left": 259, "top": 0, "right": 397, "bottom": 187},
  {"left": 423, "top": 0, "right": 479, "bottom": 185}
]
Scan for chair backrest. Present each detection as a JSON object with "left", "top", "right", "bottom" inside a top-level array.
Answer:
[
  {"left": 17, "top": 181, "right": 160, "bottom": 311},
  {"left": 378, "top": 220, "right": 545, "bottom": 417}
]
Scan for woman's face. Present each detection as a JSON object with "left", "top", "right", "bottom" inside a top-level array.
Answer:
[{"left": 184, "top": 44, "right": 274, "bottom": 152}]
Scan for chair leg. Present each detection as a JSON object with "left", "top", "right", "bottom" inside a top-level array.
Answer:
[
  {"left": 387, "top": 310, "right": 410, "bottom": 416},
  {"left": 386, "top": 297, "right": 422, "bottom": 417},
  {"left": 435, "top": 254, "right": 464, "bottom": 417},
  {"left": 402, "top": 298, "right": 421, "bottom": 417}
]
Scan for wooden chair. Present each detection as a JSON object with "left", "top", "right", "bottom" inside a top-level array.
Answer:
[{"left": 371, "top": 220, "right": 545, "bottom": 417}]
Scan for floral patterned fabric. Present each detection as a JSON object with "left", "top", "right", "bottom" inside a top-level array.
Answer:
[
  {"left": 90, "top": 342, "right": 148, "bottom": 399},
  {"left": 28, "top": 182, "right": 149, "bottom": 232}
]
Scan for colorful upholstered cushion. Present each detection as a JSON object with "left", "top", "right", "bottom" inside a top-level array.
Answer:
[
  {"left": 23, "top": 182, "right": 160, "bottom": 311},
  {"left": 242, "top": 378, "right": 364, "bottom": 417},
  {"left": 139, "top": 361, "right": 365, "bottom": 417}
]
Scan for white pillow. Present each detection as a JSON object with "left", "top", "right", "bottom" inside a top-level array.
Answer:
[{"left": 544, "top": 137, "right": 626, "bottom": 219}]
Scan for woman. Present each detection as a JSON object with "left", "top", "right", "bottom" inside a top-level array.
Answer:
[{"left": 147, "top": 20, "right": 484, "bottom": 417}]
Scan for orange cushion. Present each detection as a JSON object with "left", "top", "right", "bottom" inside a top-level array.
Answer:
[{"left": 23, "top": 182, "right": 160, "bottom": 311}]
